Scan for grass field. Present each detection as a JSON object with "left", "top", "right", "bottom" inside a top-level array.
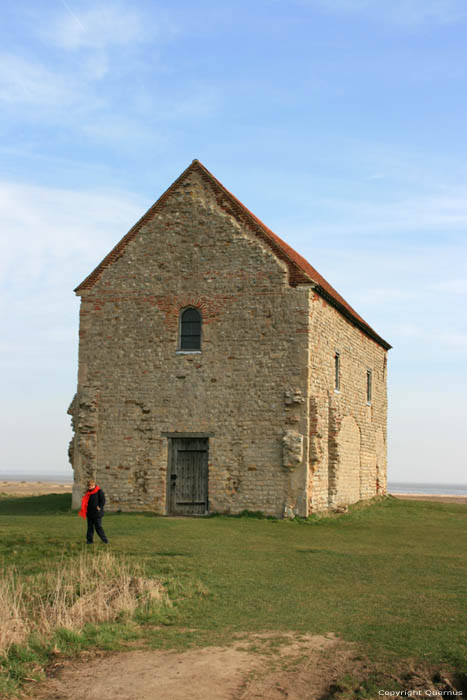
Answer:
[{"left": 0, "top": 494, "right": 466, "bottom": 696}]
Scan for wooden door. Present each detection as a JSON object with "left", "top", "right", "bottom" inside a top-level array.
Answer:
[{"left": 169, "top": 438, "right": 209, "bottom": 515}]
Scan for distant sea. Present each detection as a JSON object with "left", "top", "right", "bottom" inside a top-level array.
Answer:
[
  {"left": 1, "top": 474, "right": 466, "bottom": 496},
  {"left": 0, "top": 472, "right": 73, "bottom": 483},
  {"left": 388, "top": 482, "right": 467, "bottom": 496}
]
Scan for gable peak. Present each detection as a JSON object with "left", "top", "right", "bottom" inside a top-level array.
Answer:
[{"left": 74, "top": 160, "right": 390, "bottom": 349}]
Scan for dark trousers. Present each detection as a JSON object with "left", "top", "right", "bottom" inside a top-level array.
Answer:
[{"left": 86, "top": 516, "right": 108, "bottom": 543}]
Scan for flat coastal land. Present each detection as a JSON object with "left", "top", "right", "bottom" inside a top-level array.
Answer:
[
  {"left": 0, "top": 480, "right": 72, "bottom": 496},
  {"left": 391, "top": 492, "right": 467, "bottom": 504},
  {"left": 0, "top": 480, "right": 466, "bottom": 503}
]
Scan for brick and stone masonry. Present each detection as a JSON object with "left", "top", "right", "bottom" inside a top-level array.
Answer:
[{"left": 68, "top": 160, "right": 391, "bottom": 517}]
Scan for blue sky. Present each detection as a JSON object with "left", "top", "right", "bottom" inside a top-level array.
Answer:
[{"left": 1, "top": 0, "right": 466, "bottom": 484}]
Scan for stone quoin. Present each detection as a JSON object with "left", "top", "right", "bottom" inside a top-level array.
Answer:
[{"left": 68, "top": 160, "right": 391, "bottom": 517}]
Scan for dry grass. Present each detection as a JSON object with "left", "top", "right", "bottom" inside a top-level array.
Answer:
[
  {"left": 0, "top": 551, "right": 167, "bottom": 655},
  {"left": 0, "top": 570, "right": 28, "bottom": 653}
]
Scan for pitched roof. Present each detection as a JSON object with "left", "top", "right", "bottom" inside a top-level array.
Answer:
[{"left": 75, "top": 160, "right": 391, "bottom": 350}]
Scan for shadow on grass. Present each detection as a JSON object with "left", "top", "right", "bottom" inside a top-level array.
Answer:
[{"left": 0, "top": 493, "right": 72, "bottom": 515}]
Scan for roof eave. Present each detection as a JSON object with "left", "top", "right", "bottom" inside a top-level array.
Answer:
[
  {"left": 315, "top": 285, "right": 392, "bottom": 350},
  {"left": 74, "top": 160, "right": 199, "bottom": 294}
]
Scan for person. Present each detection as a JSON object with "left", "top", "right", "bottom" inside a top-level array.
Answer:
[{"left": 79, "top": 479, "right": 109, "bottom": 544}]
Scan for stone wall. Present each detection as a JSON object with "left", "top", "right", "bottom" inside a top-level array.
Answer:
[
  {"left": 70, "top": 165, "right": 389, "bottom": 516},
  {"left": 68, "top": 388, "right": 99, "bottom": 508},
  {"left": 308, "top": 291, "right": 388, "bottom": 512},
  {"left": 71, "top": 168, "right": 311, "bottom": 516},
  {"left": 333, "top": 415, "right": 360, "bottom": 507}
]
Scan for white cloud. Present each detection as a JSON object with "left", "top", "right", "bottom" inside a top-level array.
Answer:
[
  {"left": 2, "top": 397, "right": 72, "bottom": 474},
  {"left": 167, "top": 90, "right": 220, "bottom": 119},
  {"left": 0, "top": 53, "right": 72, "bottom": 106},
  {"left": 286, "top": 224, "right": 467, "bottom": 366},
  {"left": 46, "top": 3, "right": 147, "bottom": 50},
  {"left": 436, "top": 331, "right": 467, "bottom": 350},
  {"left": 0, "top": 180, "right": 151, "bottom": 475},
  {"left": 0, "top": 51, "right": 106, "bottom": 123},
  {"left": 301, "top": 0, "right": 467, "bottom": 27},
  {"left": 80, "top": 85, "right": 219, "bottom": 145},
  {"left": 388, "top": 385, "right": 467, "bottom": 484},
  {"left": 432, "top": 279, "right": 467, "bottom": 295},
  {"left": 80, "top": 115, "right": 167, "bottom": 146},
  {"left": 0, "top": 179, "right": 149, "bottom": 439},
  {"left": 0, "top": 50, "right": 208, "bottom": 144},
  {"left": 0, "top": 44, "right": 215, "bottom": 143},
  {"left": 341, "top": 277, "right": 467, "bottom": 309},
  {"left": 312, "top": 190, "right": 467, "bottom": 235},
  {"left": 0, "top": 180, "right": 146, "bottom": 287},
  {"left": 387, "top": 324, "right": 467, "bottom": 350},
  {"left": 83, "top": 51, "right": 109, "bottom": 80},
  {"left": 350, "top": 288, "right": 423, "bottom": 304}
]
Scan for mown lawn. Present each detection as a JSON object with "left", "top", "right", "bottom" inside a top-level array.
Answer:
[{"left": 0, "top": 494, "right": 466, "bottom": 692}]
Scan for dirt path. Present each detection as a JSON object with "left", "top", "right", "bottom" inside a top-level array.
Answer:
[
  {"left": 28, "top": 632, "right": 463, "bottom": 699},
  {"left": 30, "top": 634, "right": 360, "bottom": 700}
]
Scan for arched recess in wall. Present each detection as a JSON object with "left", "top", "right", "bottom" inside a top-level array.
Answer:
[
  {"left": 375, "top": 427, "right": 386, "bottom": 494},
  {"left": 330, "top": 415, "right": 361, "bottom": 507}
]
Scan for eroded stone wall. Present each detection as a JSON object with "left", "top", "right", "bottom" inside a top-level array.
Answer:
[
  {"left": 71, "top": 169, "right": 311, "bottom": 516},
  {"left": 332, "top": 416, "right": 360, "bottom": 506},
  {"left": 68, "top": 388, "right": 99, "bottom": 509},
  {"left": 308, "top": 291, "right": 388, "bottom": 512}
]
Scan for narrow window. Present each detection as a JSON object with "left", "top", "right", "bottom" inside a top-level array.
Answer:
[
  {"left": 366, "top": 370, "right": 372, "bottom": 404},
  {"left": 180, "top": 308, "right": 201, "bottom": 351},
  {"left": 334, "top": 352, "right": 340, "bottom": 391}
]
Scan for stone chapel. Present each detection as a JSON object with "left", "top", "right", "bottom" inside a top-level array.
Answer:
[{"left": 68, "top": 160, "right": 391, "bottom": 517}]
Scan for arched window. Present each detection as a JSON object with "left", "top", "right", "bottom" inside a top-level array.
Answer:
[{"left": 179, "top": 308, "right": 202, "bottom": 350}]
